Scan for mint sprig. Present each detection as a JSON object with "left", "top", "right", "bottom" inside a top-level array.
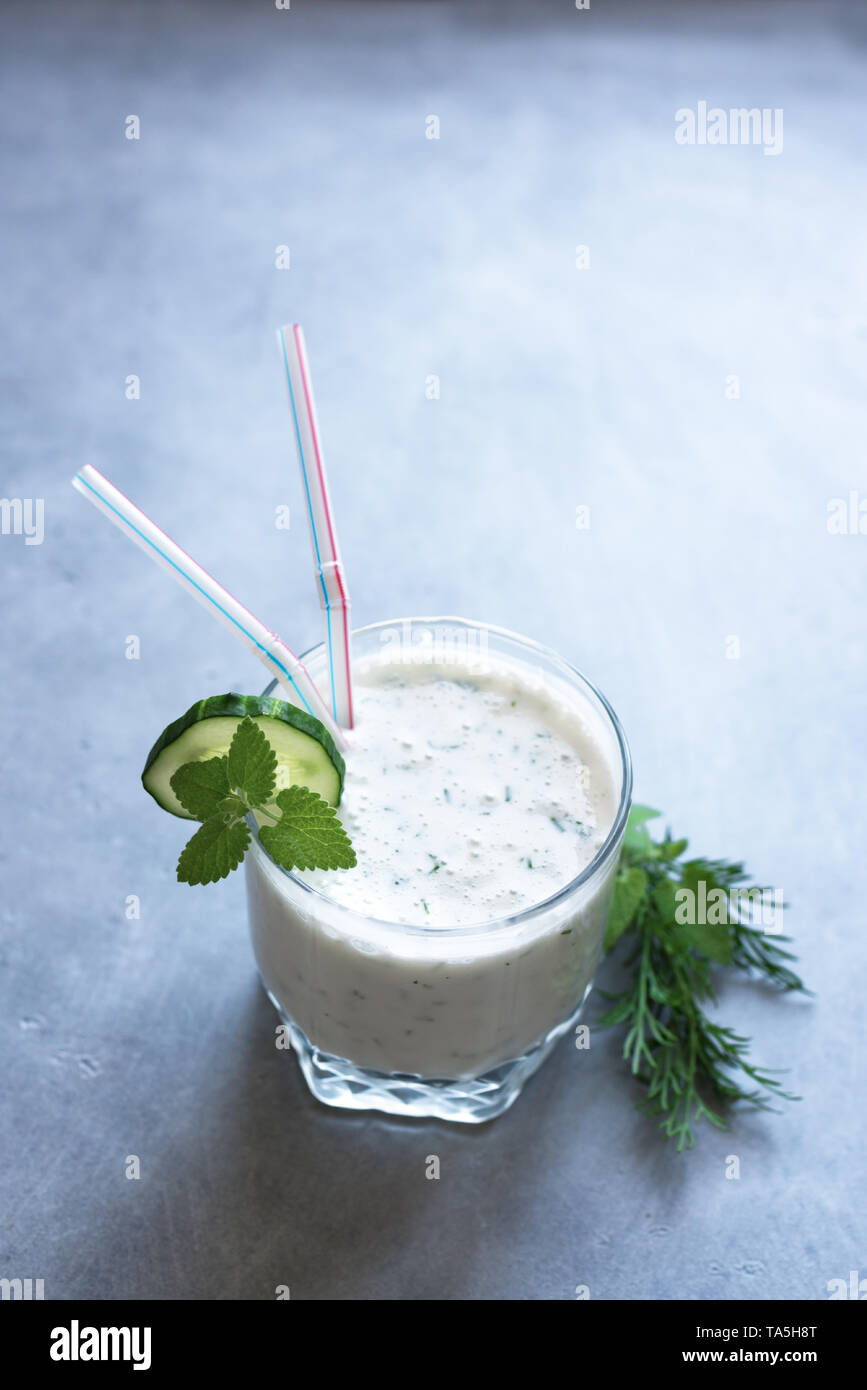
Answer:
[
  {"left": 170, "top": 756, "right": 232, "bottom": 821},
  {"left": 227, "top": 714, "right": 276, "bottom": 807},
  {"left": 169, "top": 716, "right": 356, "bottom": 886}
]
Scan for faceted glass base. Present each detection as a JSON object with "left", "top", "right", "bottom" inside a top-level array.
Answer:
[{"left": 268, "top": 987, "right": 590, "bottom": 1124}]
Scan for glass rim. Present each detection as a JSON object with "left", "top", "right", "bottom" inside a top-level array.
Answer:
[{"left": 256, "top": 615, "right": 633, "bottom": 938}]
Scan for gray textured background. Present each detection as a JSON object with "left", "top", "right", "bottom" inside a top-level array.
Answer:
[{"left": 1, "top": 0, "right": 864, "bottom": 1301}]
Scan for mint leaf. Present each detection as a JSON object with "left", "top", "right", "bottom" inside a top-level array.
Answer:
[
  {"left": 177, "top": 814, "right": 250, "bottom": 885},
  {"left": 259, "top": 785, "right": 356, "bottom": 872},
  {"left": 604, "top": 866, "right": 648, "bottom": 951},
  {"left": 623, "top": 805, "right": 662, "bottom": 856},
  {"left": 647, "top": 876, "right": 734, "bottom": 963},
  {"left": 652, "top": 878, "right": 679, "bottom": 923},
  {"left": 170, "top": 756, "right": 230, "bottom": 821},
  {"left": 677, "top": 919, "right": 734, "bottom": 965},
  {"left": 227, "top": 716, "right": 276, "bottom": 807}
]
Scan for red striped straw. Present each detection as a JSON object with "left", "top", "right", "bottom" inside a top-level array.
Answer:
[
  {"left": 278, "top": 324, "right": 355, "bottom": 729},
  {"left": 72, "top": 464, "right": 346, "bottom": 750}
]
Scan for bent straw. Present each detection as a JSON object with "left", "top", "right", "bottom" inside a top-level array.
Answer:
[
  {"left": 71, "top": 464, "right": 346, "bottom": 749},
  {"left": 277, "top": 323, "right": 354, "bottom": 728}
]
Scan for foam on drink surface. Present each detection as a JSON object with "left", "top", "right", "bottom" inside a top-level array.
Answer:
[{"left": 299, "top": 657, "right": 618, "bottom": 927}]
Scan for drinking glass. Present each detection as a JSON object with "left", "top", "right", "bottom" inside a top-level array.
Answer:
[{"left": 245, "top": 617, "right": 632, "bottom": 1123}]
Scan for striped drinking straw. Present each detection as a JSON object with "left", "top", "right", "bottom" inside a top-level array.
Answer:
[
  {"left": 277, "top": 323, "right": 355, "bottom": 729},
  {"left": 71, "top": 464, "right": 346, "bottom": 750}
]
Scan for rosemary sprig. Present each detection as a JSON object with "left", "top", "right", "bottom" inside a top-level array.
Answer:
[{"left": 596, "top": 806, "right": 810, "bottom": 1150}]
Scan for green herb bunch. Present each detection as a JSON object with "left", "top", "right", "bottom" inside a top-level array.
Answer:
[
  {"left": 597, "top": 806, "right": 809, "bottom": 1150},
  {"left": 171, "top": 717, "right": 356, "bottom": 885}
]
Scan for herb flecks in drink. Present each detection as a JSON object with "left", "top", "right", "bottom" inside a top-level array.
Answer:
[
  {"left": 598, "top": 805, "right": 809, "bottom": 1151},
  {"left": 143, "top": 704, "right": 355, "bottom": 885}
]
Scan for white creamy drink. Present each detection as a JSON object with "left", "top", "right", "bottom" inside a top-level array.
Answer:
[
  {"left": 300, "top": 665, "right": 615, "bottom": 925},
  {"left": 245, "top": 624, "right": 628, "bottom": 1098}
]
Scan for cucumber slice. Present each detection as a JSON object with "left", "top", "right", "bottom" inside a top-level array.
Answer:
[{"left": 142, "top": 693, "right": 344, "bottom": 819}]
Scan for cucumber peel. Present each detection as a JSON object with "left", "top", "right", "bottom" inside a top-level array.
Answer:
[{"left": 142, "top": 693, "right": 344, "bottom": 820}]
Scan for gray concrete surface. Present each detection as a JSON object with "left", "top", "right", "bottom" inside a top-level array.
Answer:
[{"left": 1, "top": 0, "right": 865, "bottom": 1300}]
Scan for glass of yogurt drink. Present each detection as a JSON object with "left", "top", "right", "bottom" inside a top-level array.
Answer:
[{"left": 245, "top": 617, "right": 632, "bottom": 1123}]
